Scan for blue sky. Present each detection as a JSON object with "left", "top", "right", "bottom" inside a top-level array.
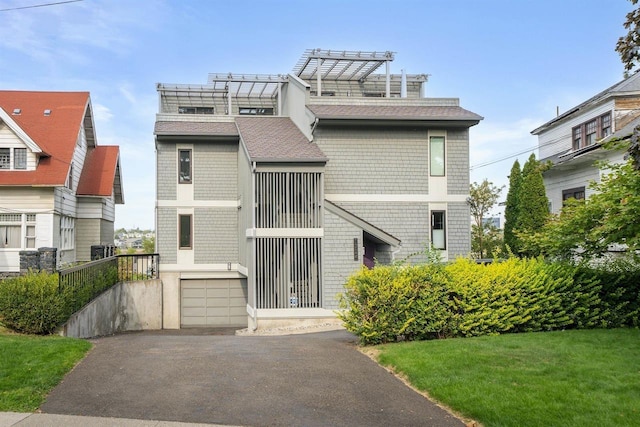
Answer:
[{"left": 0, "top": 0, "right": 634, "bottom": 229}]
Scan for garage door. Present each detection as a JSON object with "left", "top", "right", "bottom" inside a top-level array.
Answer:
[{"left": 181, "top": 279, "right": 248, "bottom": 327}]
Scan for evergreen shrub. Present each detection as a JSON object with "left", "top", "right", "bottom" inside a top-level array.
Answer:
[{"left": 338, "top": 257, "right": 632, "bottom": 345}]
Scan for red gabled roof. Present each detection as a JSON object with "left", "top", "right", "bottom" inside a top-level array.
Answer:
[
  {"left": 0, "top": 90, "right": 90, "bottom": 187},
  {"left": 76, "top": 146, "right": 120, "bottom": 198}
]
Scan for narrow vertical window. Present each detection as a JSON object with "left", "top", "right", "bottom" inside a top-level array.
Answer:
[
  {"left": 573, "top": 127, "right": 582, "bottom": 150},
  {"left": 429, "top": 136, "right": 445, "bottom": 176},
  {"left": 431, "top": 211, "right": 446, "bottom": 250},
  {"left": 67, "top": 163, "right": 74, "bottom": 190},
  {"left": 178, "top": 149, "right": 192, "bottom": 184},
  {"left": 179, "top": 214, "right": 192, "bottom": 249},
  {"left": 14, "top": 148, "right": 26, "bottom": 169},
  {"left": 601, "top": 113, "right": 611, "bottom": 137}
]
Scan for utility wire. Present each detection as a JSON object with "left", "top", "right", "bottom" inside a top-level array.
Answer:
[
  {"left": 0, "top": 0, "right": 83, "bottom": 12},
  {"left": 470, "top": 133, "right": 571, "bottom": 170}
]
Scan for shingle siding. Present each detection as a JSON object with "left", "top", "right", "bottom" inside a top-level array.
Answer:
[
  {"left": 323, "top": 211, "right": 362, "bottom": 309},
  {"left": 333, "top": 202, "right": 430, "bottom": 262},
  {"left": 315, "top": 126, "right": 429, "bottom": 194},
  {"left": 194, "top": 208, "right": 238, "bottom": 263},
  {"left": 447, "top": 202, "right": 471, "bottom": 257},
  {"left": 157, "top": 207, "right": 177, "bottom": 264},
  {"left": 447, "top": 128, "right": 470, "bottom": 195},
  {"left": 156, "top": 141, "right": 177, "bottom": 200},
  {"left": 193, "top": 142, "right": 238, "bottom": 200}
]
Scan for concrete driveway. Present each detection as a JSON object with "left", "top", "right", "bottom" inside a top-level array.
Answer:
[{"left": 40, "top": 329, "right": 465, "bottom": 427}]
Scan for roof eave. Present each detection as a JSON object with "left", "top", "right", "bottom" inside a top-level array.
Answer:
[{"left": 315, "top": 117, "right": 482, "bottom": 127}]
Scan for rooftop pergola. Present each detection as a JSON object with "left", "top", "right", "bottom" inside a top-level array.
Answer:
[{"left": 292, "top": 49, "right": 419, "bottom": 97}]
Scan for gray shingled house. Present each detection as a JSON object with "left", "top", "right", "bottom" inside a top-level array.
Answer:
[{"left": 154, "top": 49, "right": 482, "bottom": 330}]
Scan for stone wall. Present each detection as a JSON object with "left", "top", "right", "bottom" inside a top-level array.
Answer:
[{"left": 19, "top": 247, "right": 57, "bottom": 274}]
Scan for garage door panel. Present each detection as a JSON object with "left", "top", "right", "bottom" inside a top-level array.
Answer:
[
  {"left": 181, "top": 279, "right": 247, "bottom": 327},
  {"left": 206, "top": 288, "right": 229, "bottom": 298},
  {"left": 182, "top": 288, "right": 206, "bottom": 298}
]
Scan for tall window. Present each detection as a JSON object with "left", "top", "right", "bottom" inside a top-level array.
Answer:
[
  {"left": 66, "top": 163, "right": 74, "bottom": 190},
  {"left": 60, "top": 216, "right": 75, "bottom": 250},
  {"left": 178, "top": 149, "right": 192, "bottom": 184},
  {"left": 572, "top": 112, "right": 612, "bottom": 151},
  {"left": 429, "top": 136, "right": 445, "bottom": 176},
  {"left": 179, "top": 214, "right": 192, "bottom": 249},
  {"left": 14, "top": 148, "right": 26, "bottom": 169},
  {"left": 431, "top": 211, "right": 446, "bottom": 250},
  {"left": 0, "top": 148, "right": 9, "bottom": 169}
]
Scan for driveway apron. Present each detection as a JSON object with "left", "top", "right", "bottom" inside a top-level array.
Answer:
[{"left": 40, "top": 330, "right": 465, "bottom": 427}]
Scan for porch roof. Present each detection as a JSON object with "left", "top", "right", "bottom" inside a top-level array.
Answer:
[
  {"left": 236, "top": 117, "right": 327, "bottom": 163},
  {"left": 325, "top": 200, "right": 401, "bottom": 247}
]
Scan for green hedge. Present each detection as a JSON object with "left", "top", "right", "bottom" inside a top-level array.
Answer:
[
  {"left": 0, "top": 267, "right": 118, "bottom": 335},
  {"left": 338, "top": 257, "right": 637, "bottom": 345},
  {"left": 0, "top": 272, "right": 67, "bottom": 335}
]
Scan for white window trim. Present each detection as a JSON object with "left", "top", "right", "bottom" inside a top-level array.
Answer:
[{"left": 0, "top": 213, "right": 37, "bottom": 250}]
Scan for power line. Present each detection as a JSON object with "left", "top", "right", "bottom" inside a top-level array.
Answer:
[
  {"left": 0, "top": 0, "right": 83, "bottom": 12},
  {"left": 470, "top": 133, "right": 570, "bottom": 170}
]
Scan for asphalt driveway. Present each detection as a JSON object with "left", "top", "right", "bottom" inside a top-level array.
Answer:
[{"left": 40, "top": 329, "right": 465, "bottom": 427}]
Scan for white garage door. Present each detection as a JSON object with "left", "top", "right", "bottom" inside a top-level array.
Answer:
[{"left": 181, "top": 279, "right": 248, "bottom": 327}]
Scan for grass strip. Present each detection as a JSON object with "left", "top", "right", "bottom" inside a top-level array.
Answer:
[
  {"left": 0, "top": 334, "right": 91, "bottom": 412},
  {"left": 376, "top": 328, "right": 640, "bottom": 427}
]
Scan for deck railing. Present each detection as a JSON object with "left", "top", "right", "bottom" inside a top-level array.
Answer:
[{"left": 57, "top": 253, "right": 159, "bottom": 313}]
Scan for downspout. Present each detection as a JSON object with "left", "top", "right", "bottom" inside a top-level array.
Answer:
[
  {"left": 310, "top": 117, "right": 319, "bottom": 141},
  {"left": 391, "top": 243, "right": 402, "bottom": 262},
  {"left": 251, "top": 161, "right": 258, "bottom": 330}
]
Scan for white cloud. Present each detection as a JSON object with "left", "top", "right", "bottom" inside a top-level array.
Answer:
[{"left": 92, "top": 103, "right": 113, "bottom": 123}]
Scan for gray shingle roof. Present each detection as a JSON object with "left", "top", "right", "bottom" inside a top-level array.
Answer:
[
  {"left": 154, "top": 121, "right": 239, "bottom": 136},
  {"left": 235, "top": 117, "right": 327, "bottom": 162},
  {"left": 307, "top": 104, "right": 483, "bottom": 122},
  {"left": 532, "top": 71, "right": 640, "bottom": 135}
]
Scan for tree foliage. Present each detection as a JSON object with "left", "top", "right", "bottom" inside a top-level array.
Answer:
[
  {"left": 469, "top": 179, "right": 503, "bottom": 259},
  {"left": 515, "top": 154, "right": 549, "bottom": 256},
  {"left": 521, "top": 159, "right": 640, "bottom": 261},
  {"left": 503, "top": 160, "right": 522, "bottom": 253},
  {"left": 616, "top": 0, "right": 640, "bottom": 75}
]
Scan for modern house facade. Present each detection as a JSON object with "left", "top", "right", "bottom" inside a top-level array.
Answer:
[
  {"left": 532, "top": 72, "right": 640, "bottom": 214},
  {"left": 0, "top": 91, "right": 124, "bottom": 274},
  {"left": 154, "top": 49, "right": 482, "bottom": 329}
]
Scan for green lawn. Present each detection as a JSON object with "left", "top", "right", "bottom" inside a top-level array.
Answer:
[
  {"left": 376, "top": 328, "right": 640, "bottom": 427},
  {"left": 0, "top": 333, "right": 91, "bottom": 412}
]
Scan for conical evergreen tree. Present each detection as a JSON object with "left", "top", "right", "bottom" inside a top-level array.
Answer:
[
  {"left": 503, "top": 159, "right": 522, "bottom": 254},
  {"left": 515, "top": 153, "right": 549, "bottom": 256}
]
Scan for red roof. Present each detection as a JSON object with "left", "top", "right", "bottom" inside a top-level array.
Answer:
[
  {"left": 0, "top": 91, "right": 89, "bottom": 186},
  {"left": 76, "top": 146, "right": 120, "bottom": 197}
]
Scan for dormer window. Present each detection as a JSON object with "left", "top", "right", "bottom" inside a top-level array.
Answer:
[
  {"left": 14, "top": 148, "right": 26, "bottom": 169},
  {"left": 0, "top": 148, "right": 28, "bottom": 170},
  {"left": 0, "top": 149, "right": 9, "bottom": 169}
]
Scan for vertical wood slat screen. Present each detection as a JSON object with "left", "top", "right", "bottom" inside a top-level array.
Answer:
[
  {"left": 254, "top": 171, "right": 323, "bottom": 309},
  {"left": 255, "top": 172, "right": 322, "bottom": 228}
]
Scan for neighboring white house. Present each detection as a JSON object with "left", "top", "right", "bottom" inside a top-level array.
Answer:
[
  {"left": 154, "top": 49, "right": 482, "bottom": 329},
  {"left": 0, "top": 91, "right": 124, "bottom": 274},
  {"left": 532, "top": 72, "right": 640, "bottom": 214}
]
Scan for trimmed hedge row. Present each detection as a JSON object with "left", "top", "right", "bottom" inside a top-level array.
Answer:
[
  {"left": 338, "top": 257, "right": 639, "bottom": 345},
  {"left": 0, "top": 268, "right": 118, "bottom": 335}
]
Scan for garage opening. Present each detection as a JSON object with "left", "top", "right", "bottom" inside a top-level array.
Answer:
[{"left": 181, "top": 279, "right": 248, "bottom": 327}]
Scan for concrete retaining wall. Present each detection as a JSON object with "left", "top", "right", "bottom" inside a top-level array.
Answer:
[{"left": 60, "top": 279, "right": 162, "bottom": 339}]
